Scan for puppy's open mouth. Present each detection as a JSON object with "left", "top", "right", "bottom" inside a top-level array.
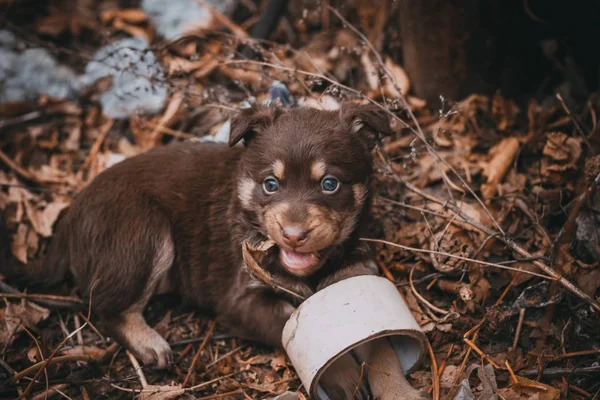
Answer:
[{"left": 279, "top": 249, "right": 320, "bottom": 272}]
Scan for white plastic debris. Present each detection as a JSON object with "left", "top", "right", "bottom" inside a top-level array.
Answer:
[
  {"left": 282, "top": 275, "right": 428, "bottom": 400},
  {"left": 81, "top": 37, "right": 168, "bottom": 119},
  {"left": 0, "top": 30, "right": 80, "bottom": 103},
  {"left": 141, "top": 0, "right": 239, "bottom": 40},
  {"left": 266, "top": 392, "right": 299, "bottom": 400}
]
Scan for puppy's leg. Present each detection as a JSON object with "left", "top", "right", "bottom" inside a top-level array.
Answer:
[
  {"left": 319, "top": 353, "right": 369, "bottom": 400},
  {"left": 218, "top": 289, "right": 296, "bottom": 348},
  {"left": 96, "top": 230, "right": 175, "bottom": 369},
  {"left": 353, "top": 339, "right": 431, "bottom": 400},
  {"left": 103, "top": 309, "right": 173, "bottom": 368}
]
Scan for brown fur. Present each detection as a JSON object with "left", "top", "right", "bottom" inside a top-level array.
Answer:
[{"left": 2, "top": 103, "right": 427, "bottom": 399}]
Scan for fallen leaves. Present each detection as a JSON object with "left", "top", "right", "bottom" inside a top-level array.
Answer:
[
  {"left": 540, "top": 132, "right": 582, "bottom": 186},
  {"left": 481, "top": 136, "right": 520, "bottom": 199},
  {"left": 0, "top": 299, "right": 50, "bottom": 348}
]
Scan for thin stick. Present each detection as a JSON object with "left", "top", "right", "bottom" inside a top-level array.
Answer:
[
  {"left": 518, "top": 365, "right": 600, "bottom": 377},
  {"left": 206, "top": 346, "right": 244, "bottom": 368},
  {"left": 452, "top": 333, "right": 477, "bottom": 386},
  {"left": 377, "top": 260, "right": 395, "bottom": 282},
  {"left": 426, "top": 340, "right": 440, "bottom": 400},
  {"left": 556, "top": 93, "right": 593, "bottom": 150},
  {"left": 22, "top": 327, "right": 50, "bottom": 397},
  {"left": 362, "top": 238, "right": 552, "bottom": 279},
  {"left": 0, "top": 148, "right": 63, "bottom": 184},
  {"left": 463, "top": 338, "right": 501, "bottom": 369},
  {"left": 530, "top": 348, "right": 600, "bottom": 361},
  {"left": 505, "top": 360, "right": 519, "bottom": 385},
  {"left": 126, "top": 350, "right": 148, "bottom": 388},
  {"left": 511, "top": 308, "right": 526, "bottom": 352},
  {"left": 437, "top": 344, "right": 455, "bottom": 378},
  {"left": 78, "top": 120, "right": 114, "bottom": 174},
  {"left": 569, "top": 385, "right": 592, "bottom": 397},
  {"left": 110, "top": 371, "right": 240, "bottom": 394},
  {"left": 352, "top": 362, "right": 367, "bottom": 399},
  {"left": 183, "top": 320, "right": 216, "bottom": 387},
  {"left": 31, "top": 384, "right": 69, "bottom": 400},
  {"left": 409, "top": 264, "right": 454, "bottom": 318},
  {"left": 73, "top": 314, "right": 84, "bottom": 348},
  {"left": 0, "top": 292, "right": 84, "bottom": 305},
  {"left": 12, "top": 355, "right": 92, "bottom": 382},
  {"left": 196, "top": 390, "right": 243, "bottom": 400}
]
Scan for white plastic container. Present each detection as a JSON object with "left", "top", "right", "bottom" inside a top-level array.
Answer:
[{"left": 282, "top": 275, "right": 428, "bottom": 400}]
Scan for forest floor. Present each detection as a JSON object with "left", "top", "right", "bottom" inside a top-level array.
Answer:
[{"left": 1, "top": 1, "right": 599, "bottom": 399}]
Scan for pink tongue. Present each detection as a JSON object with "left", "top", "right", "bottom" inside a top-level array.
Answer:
[{"left": 280, "top": 249, "right": 317, "bottom": 270}]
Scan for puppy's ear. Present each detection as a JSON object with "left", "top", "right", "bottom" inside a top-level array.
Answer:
[
  {"left": 228, "top": 106, "right": 281, "bottom": 147},
  {"left": 340, "top": 102, "right": 392, "bottom": 150}
]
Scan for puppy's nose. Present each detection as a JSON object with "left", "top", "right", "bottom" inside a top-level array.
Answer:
[{"left": 281, "top": 225, "right": 309, "bottom": 247}]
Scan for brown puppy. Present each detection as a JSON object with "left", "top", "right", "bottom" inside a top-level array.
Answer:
[{"left": 3, "top": 102, "right": 427, "bottom": 399}]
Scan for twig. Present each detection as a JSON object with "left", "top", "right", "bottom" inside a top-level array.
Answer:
[
  {"left": 569, "top": 385, "right": 592, "bottom": 398},
  {"left": 183, "top": 320, "right": 216, "bottom": 387},
  {"left": 362, "top": 238, "right": 553, "bottom": 279},
  {"left": 30, "top": 384, "right": 69, "bottom": 400},
  {"left": 126, "top": 350, "right": 148, "bottom": 388},
  {"left": 143, "top": 121, "right": 194, "bottom": 140},
  {"left": 409, "top": 264, "right": 456, "bottom": 320},
  {"left": 206, "top": 346, "right": 245, "bottom": 368},
  {"left": 0, "top": 292, "right": 84, "bottom": 305},
  {"left": 529, "top": 348, "right": 600, "bottom": 361},
  {"left": 518, "top": 365, "right": 600, "bottom": 377},
  {"left": 352, "top": 362, "right": 367, "bottom": 400},
  {"left": 0, "top": 147, "right": 61, "bottom": 184},
  {"left": 11, "top": 355, "right": 92, "bottom": 382},
  {"left": 463, "top": 338, "right": 501, "bottom": 369},
  {"left": 426, "top": 340, "right": 440, "bottom": 400},
  {"left": 110, "top": 371, "right": 240, "bottom": 394},
  {"left": 556, "top": 93, "right": 593, "bottom": 151},
  {"left": 376, "top": 259, "right": 395, "bottom": 282},
  {"left": 77, "top": 119, "right": 114, "bottom": 181},
  {"left": 197, "top": 390, "right": 243, "bottom": 400},
  {"left": 511, "top": 308, "right": 526, "bottom": 352},
  {"left": 505, "top": 360, "right": 519, "bottom": 385},
  {"left": 452, "top": 333, "right": 477, "bottom": 386},
  {"left": 22, "top": 327, "right": 49, "bottom": 397},
  {"left": 73, "top": 314, "right": 84, "bottom": 348},
  {"left": 170, "top": 333, "right": 233, "bottom": 347}
]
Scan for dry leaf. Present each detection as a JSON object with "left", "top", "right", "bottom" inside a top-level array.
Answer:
[
  {"left": 361, "top": 53, "right": 379, "bottom": 91},
  {"left": 0, "top": 300, "right": 50, "bottom": 347},
  {"left": 24, "top": 198, "right": 70, "bottom": 237},
  {"left": 383, "top": 57, "right": 410, "bottom": 97},
  {"left": 139, "top": 384, "right": 185, "bottom": 400},
  {"left": 11, "top": 223, "right": 29, "bottom": 263},
  {"left": 540, "top": 132, "right": 582, "bottom": 186},
  {"left": 481, "top": 136, "right": 520, "bottom": 199}
]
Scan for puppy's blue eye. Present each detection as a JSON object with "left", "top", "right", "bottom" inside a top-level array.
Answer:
[
  {"left": 321, "top": 176, "right": 339, "bottom": 193},
  {"left": 263, "top": 177, "right": 279, "bottom": 194}
]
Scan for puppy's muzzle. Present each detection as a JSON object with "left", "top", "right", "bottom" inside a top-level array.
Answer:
[{"left": 281, "top": 225, "right": 310, "bottom": 248}]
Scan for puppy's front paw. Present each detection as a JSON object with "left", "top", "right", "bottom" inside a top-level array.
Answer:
[
  {"left": 319, "top": 353, "right": 369, "bottom": 400},
  {"left": 407, "top": 389, "right": 432, "bottom": 400},
  {"left": 378, "top": 388, "right": 431, "bottom": 400},
  {"left": 129, "top": 332, "right": 173, "bottom": 369}
]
